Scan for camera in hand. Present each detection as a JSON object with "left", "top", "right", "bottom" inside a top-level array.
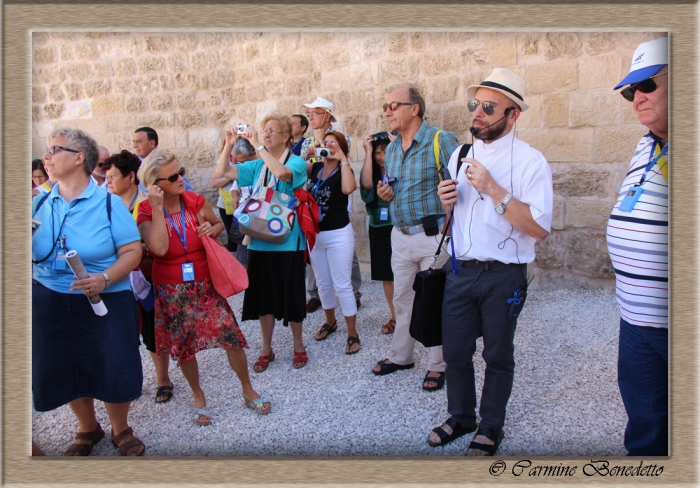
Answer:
[
  {"left": 315, "top": 147, "right": 330, "bottom": 158},
  {"left": 438, "top": 167, "right": 452, "bottom": 182},
  {"left": 237, "top": 124, "right": 247, "bottom": 134},
  {"left": 382, "top": 174, "right": 397, "bottom": 185}
]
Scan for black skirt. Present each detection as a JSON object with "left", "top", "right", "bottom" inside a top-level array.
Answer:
[
  {"left": 32, "top": 281, "right": 143, "bottom": 412},
  {"left": 242, "top": 249, "right": 307, "bottom": 325},
  {"left": 369, "top": 225, "right": 394, "bottom": 281}
]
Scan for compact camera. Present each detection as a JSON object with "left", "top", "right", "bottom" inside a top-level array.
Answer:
[
  {"left": 382, "top": 174, "right": 397, "bottom": 185},
  {"left": 236, "top": 124, "right": 248, "bottom": 134},
  {"left": 315, "top": 147, "right": 330, "bottom": 158}
]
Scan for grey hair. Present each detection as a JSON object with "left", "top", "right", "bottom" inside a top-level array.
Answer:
[
  {"left": 137, "top": 148, "right": 178, "bottom": 187},
  {"left": 233, "top": 138, "right": 256, "bottom": 159},
  {"left": 391, "top": 83, "right": 426, "bottom": 119},
  {"left": 48, "top": 127, "right": 99, "bottom": 175}
]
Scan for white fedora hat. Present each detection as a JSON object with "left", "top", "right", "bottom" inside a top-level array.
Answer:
[
  {"left": 303, "top": 97, "right": 336, "bottom": 122},
  {"left": 467, "top": 68, "right": 529, "bottom": 111}
]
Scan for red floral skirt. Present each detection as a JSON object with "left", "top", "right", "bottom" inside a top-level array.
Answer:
[{"left": 154, "top": 277, "right": 248, "bottom": 365}]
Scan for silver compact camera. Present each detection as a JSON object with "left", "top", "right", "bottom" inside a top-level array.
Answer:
[
  {"left": 237, "top": 124, "right": 248, "bottom": 134},
  {"left": 315, "top": 147, "right": 330, "bottom": 158}
]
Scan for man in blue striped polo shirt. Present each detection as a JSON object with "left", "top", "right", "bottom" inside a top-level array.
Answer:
[
  {"left": 371, "top": 84, "right": 458, "bottom": 391},
  {"left": 608, "top": 36, "right": 669, "bottom": 456}
]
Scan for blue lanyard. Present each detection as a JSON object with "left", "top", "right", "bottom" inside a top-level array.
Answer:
[
  {"left": 164, "top": 203, "right": 188, "bottom": 254},
  {"left": 129, "top": 191, "right": 138, "bottom": 211},
  {"left": 637, "top": 143, "right": 668, "bottom": 186},
  {"left": 314, "top": 165, "right": 339, "bottom": 197}
]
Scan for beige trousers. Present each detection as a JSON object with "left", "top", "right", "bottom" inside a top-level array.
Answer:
[{"left": 388, "top": 226, "right": 449, "bottom": 372}]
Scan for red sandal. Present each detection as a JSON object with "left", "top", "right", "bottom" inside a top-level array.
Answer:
[
  {"left": 253, "top": 351, "right": 275, "bottom": 373},
  {"left": 293, "top": 349, "right": 308, "bottom": 369},
  {"left": 381, "top": 319, "right": 396, "bottom": 334}
]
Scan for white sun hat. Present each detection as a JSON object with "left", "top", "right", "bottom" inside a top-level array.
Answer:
[
  {"left": 303, "top": 97, "right": 336, "bottom": 122},
  {"left": 466, "top": 68, "right": 529, "bottom": 112}
]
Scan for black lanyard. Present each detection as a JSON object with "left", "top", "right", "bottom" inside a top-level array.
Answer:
[{"left": 33, "top": 198, "right": 78, "bottom": 264}]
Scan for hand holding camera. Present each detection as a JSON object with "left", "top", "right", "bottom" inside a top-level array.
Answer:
[
  {"left": 437, "top": 176, "right": 459, "bottom": 207},
  {"left": 315, "top": 147, "right": 331, "bottom": 159}
]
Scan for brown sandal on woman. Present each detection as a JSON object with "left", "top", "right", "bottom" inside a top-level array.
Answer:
[
  {"left": 64, "top": 422, "right": 105, "bottom": 456},
  {"left": 381, "top": 319, "right": 396, "bottom": 334},
  {"left": 111, "top": 426, "right": 145, "bottom": 456}
]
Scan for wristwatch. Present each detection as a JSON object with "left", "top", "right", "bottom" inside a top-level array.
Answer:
[
  {"left": 494, "top": 193, "right": 512, "bottom": 215},
  {"left": 257, "top": 144, "right": 266, "bottom": 152},
  {"left": 101, "top": 271, "right": 111, "bottom": 289}
]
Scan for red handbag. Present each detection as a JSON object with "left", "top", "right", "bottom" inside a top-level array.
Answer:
[{"left": 201, "top": 235, "right": 248, "bottom": 298}]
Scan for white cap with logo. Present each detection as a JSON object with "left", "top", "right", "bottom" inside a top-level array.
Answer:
[{"left": 614, "top": 37, "right": 668, "bottom": 90}]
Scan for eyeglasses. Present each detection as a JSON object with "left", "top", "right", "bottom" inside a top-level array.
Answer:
[
  {"left": 45, "top": 145, "right": 80, "bottom": 156},
  {"left": 382, "top": 101, "right": 413, "bottom": 112},
  {"left": 306, "top": 111, "right": 327, "bottom": 118},
  {"left": 620, "top": 71, "right": 667, "bottom": 102},
  {"left": 322, "top": 140, "right": 339, "bottom": 146},
  {"left": 96, "top": 162, "right": 107, "bottom": 168},
  {"left": 468, "top": 99, "right": 506, "bottom": 116},
  {"left": 155, "top": 167, "right": 186, "bottom": 183},
  {"left": 263, "top": 129, "right": 283, "bottom": 136}
]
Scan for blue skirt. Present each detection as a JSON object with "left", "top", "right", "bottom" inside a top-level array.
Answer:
[{"left": 32, "top": 281, "right": 143, "bottom": 412}]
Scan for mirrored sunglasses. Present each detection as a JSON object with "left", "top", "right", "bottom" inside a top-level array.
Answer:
[{"left": 467, "top": 99, "right": 498, "bottom": 116}]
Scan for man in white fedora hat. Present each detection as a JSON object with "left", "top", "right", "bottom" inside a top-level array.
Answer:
[
  {"left": 607, "top": 36, "right": 668, "bottom": 456},
  {"left": 298, "top": 96, "right": 363, "bottom": 315},
  {"left": 432, "top": 67, "right": 553, "bottom": 455}
]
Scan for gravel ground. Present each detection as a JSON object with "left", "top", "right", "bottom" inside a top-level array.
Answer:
[{"left": 32, "top": 273, "right": 627, "bottom": 457}]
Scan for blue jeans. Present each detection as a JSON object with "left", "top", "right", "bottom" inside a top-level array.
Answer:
[{"left": 617, "top": 318, "right": 668, "bottom": 455}]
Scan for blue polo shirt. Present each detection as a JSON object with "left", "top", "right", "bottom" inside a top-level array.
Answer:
[
  {"left": 235, "top": 155, "right": 307, "bottom": 252},
  {"left": 32, "top": 181, "right": 141, "bottom": 294}
]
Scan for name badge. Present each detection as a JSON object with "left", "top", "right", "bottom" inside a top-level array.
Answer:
[
  {"left": 380, "top": 207, "right": 389, "bottom": 221},
  {"left": 55, "top": 249, "right": 67, "bottom": 270},
  {"left": 182, "top": 262, "right": 195, "bottom": 282},
  {"left": 619, "top": 186, "right": 644, "bottom": 213}
]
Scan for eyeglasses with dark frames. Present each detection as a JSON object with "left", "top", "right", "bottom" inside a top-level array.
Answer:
[
  {"left": 155, "top": 167, "right": 186, "bottom": 183},
  {"left": 620, "top": 71, "right": 668, "bottom": 102},
  {"left": 45, "top": 145, "right": 80, "bottom": 156},
  {"left": 382, "top": 101, "right": 414, "bottom": 112}
]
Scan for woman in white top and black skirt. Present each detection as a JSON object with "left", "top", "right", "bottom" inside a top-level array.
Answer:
[{"left": 307, "top": 132, "right": 359, "bottom": 354}]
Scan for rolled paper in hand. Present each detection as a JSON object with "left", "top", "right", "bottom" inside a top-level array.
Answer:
[{"left": 65, "top": 250, "right": 108, "bottom": 316}]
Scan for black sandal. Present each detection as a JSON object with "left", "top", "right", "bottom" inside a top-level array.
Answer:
[
  {"left": 345, "top": 335, "right": 361, "bottom": 355},
  {"left": 315, "top": 320, "right": 337, "bottom": 341},
  {"left": 428, "top": 417, "right": 478, "bottom": 447},
  {"left": 422, "top": 371, "right": 445, "bottom": 391},
  {"left": 466, "top": 425, "right": 505, "bottom": 456},
  {"left": 155, "top": 383, "right": 174, "bottom": 404}
]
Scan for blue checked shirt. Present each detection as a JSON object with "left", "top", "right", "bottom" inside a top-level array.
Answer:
[{"left": 384, "top": 120, "right": 459, "bottom": 228}]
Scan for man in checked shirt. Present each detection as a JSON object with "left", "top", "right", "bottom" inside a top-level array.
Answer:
[{"left": 372, "top": 83, "right": 458, "bottom": 391}]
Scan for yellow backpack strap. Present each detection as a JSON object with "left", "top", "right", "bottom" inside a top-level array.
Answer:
[
  {"left": 433, "top": 130, "right": 444, "bottom": 171},
  {"left": 653, "top": 144, "right": 669, "bottom": 183},
  {"left": 131, "top": 199, "right": 140, "bottom": 221}
]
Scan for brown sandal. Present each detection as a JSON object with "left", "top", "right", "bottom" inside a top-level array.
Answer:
[
  {"left": 381, "top": 319, "right": 396, "bottom": 334},
  {"left": 111, "top": 427, "right": 145, "bottom": 456},
  {"left": 64, "top": 422, "right": 105, "bottom": 456}
]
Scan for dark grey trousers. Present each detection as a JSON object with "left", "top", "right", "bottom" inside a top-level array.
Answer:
[{"left": 441, "top": 259, "right": 527, "bottom": 431}]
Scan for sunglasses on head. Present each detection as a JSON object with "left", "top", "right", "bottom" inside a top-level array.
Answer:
[
  {"left": 155, "top": 167, "right": 186, "bottom": 183},
  {"left": 620, "top": 71, "right": 667, "bottom": 102}
]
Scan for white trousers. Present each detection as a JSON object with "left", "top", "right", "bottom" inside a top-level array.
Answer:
[
  {"left": 388, "top": 227, "right": 448, "bottom": 372},
  {"left": 309, "top": 223, "right": 357, "bottom": 317}
]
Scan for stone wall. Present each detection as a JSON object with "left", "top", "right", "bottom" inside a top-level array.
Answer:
[{"left": 31, "top": 31, "right": 663, "bottom": 290}]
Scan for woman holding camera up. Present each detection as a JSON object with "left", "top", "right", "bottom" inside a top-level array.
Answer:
[
  {"left": 214, "top": 115, "right": 310, "bottom": 371},
  {"left": 306, "top": 132, "right": 360, "bottom": 355}
]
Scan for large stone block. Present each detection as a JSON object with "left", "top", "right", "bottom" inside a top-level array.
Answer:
[
  {"left": 378, "top": 58, "right": 409, "bottom": 83},
  {"left": 594, "top": 125, "right": 647, "bottom": 163},
  {"left": 91, "top": 97, "right": 124, "bottom": 117},
  {"left": 343, "top": 114, "right": 369, "bottom": 139},
  {"left": 192, "top": 51, "right": 219, "bottom": 72},
  {"left": 151, "top": 93, "right": 175, "bottom": 111},
  {"left": 104, "top": 114, "right": 136, "bottom": 133},
  {"left": 351, "top": 89, "right": 375, "bottom": 112},
  {"left": 220, "top": 49, "right": 242, "bottom": 69},
  {"left": 321, "top": 71, "right": 343, "bottom": 92},
  {"left": 136, "top": 112, "right": 176, "bottom": 129},
  {"left": 551, "top": 193, "right": 565, "bottom": 230},
  {"left": 275, "top": 99, "right": 300, "bottom": 118},
  {"left": 363, "top": 36, "right": 385, "bottom": 58},
  {"left": 253, "top": 61, "right": 274, "bottom": 79},
  {"left": 33, "top": 46, "right": 57, "bottom": 64},
  {"left": 583, "top": 33, "right": 617, "bottom": 55},
  {"left": 421, "top": 52, "right": 457, "bottom": 76},
  {"left": 178, "top": 111, "right": 206, "bottom": 130},
  {"left": 429, "top": 76, "right": 460, "bottom": 104},
  {"left": 569, "top": 89, "right": 621, "bottom": 127},
  {"left": 114, "top": 79, "right": 135, "bottom": 95},
  {"left": 32, "top": 105, "right": 42, "bottom": 123},
  {"left": 208, "top": 70, "right": 236, "bottom": 89},
  {"left": 115, "top": 59, "right": 136, "bottom": 77},
  {"left": 176, "top": 92, "right": 195, "bottom": 110},
  {"left": 550, "top": 162, "right": 610, "bottom": 197},
  {"left": 277, "top": 33, "right": 300, "bottom": 53},
  {"left": 388, "top": 33, "right": 408, "bottom": 54},
  {"left": 568, "top": 230, "right": 614, "bottom": 279},
  {"left": 60, "top": 45, "right": 74, "bottom": 62},
  {"left": 209, "top": 108, "right": 235, "bottom": 127},
  {"left": 134, "top": 75, "right": 173, "bottom": 95},
  {"left": 220, "top": 87, "right": 246, "bottom": 106},
  {"left": 33, "top": 33, "right": 50, "bottom": 45},
  {"left": 84, "top": 80, "right": 111, "bottom": 98},
  {"left": 200, "top": 33, "right": 235, "bottom": 49},
  {"left": 525, "top": 59, "right": 577, "bottom": 94},
  {"left": 544, "top": 33, "right": 582, "bottom": 60},
  {"left": 65, "top": 63, "right": 93, "bottom": 81},
  {"left": 44, "top": 103, "right": 64, "bottom": 119},
  {"left": 137, "top": 56, "right": 165, "bottom": 74},
  {"left": 64, "top": 83, "right": 85, "bottom": 101},
  {"left": 516, "top": 95, "right": 541, "bottom": 129},
  {"left": 33, "top": 67, "right": 64, "bottom": 85},
  {"left": 246, "top": 83, "right": 266, "bottom": 103},
  {"left": 125, "top": 96, "right": 148, "bottom": 113},
  {"left": 75, "top": 118, "right": 106, "bottom": 137},
  {"left": 49, "top": 84, "right": 65, "bottom": 102},
  {"left": 542, "top": 93, "right": 568, "bottom": 128},
  {"left": 534, "top": 230, "right": 566, "bottom": 269},
  {"left": 236, "top": 66, "right": 255, "bottom": 84},
  {"left": 566, "top": 199, "right": 614, "bottom": 229},
  {"left": 32, "top": 87, "right": 47, "bottom": 104},
  {"left": 265, "top": 79, "right": 285, "bottom": 100},
  {"left": 167, "top": 53, "right": 189, "bottom": 71},
  {"left": 66, "top": 101, "right": 91, "bottom": 119},
  {"left": 319, "top": 45, "right": 347, "bottom": 72},
  {"left": 145, "top": 35, "right": 174, "bottom": 53},
  {"left": 74, "top": 42, "right": 98, "bottom": 60},
  {"left": 489, "top": 37, "right": 517, "bottom": 67},
  {"left": 175, "top": 72, "right": 208, "bottom": 90},
  {"left": 285, "top": 77, "right": 308, "bottom": 98},
  {"left": 196, "top": 91, "right": 221, "bottom": 108},
  {"left": 517, "top": 128, "right": 593, "bottom": 162},
  {"left": 519, "top": 34, "right": 542, "bottom": 57},
  {"left": 579, "top": 55, "right": 623, "bottom": 90},
  {"left": 244, "top": 43, "right": 259, "bottom": 62},
  {"left": 622, "top": 102, "right": 639, "bottom": 125},
  {"left": 443, "top": 104, "right": 471, "bottom": 134}
]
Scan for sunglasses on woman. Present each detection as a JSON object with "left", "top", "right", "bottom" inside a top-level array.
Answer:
[
  {"left": 155, "top": 167, "right": 186, "bottom": 183},
  {"left": 620, "top": 71, "right": 667, "bottom": 102}
]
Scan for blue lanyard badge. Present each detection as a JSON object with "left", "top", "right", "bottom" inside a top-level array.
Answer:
[
  {"left": 164, "top": 207, "right": 188, "bottom": 253},
  {"left": 638, "top": 143, "right": 668, "bottom": 187},
  {"left": 380, "top": 207, "right": 389, "bottom": 221},
  {"left": 620, "top": 143, "right": 668, "bottom": 213},
  {"left": 313, "top": 165, "right": 338, "bottom": 197}
]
